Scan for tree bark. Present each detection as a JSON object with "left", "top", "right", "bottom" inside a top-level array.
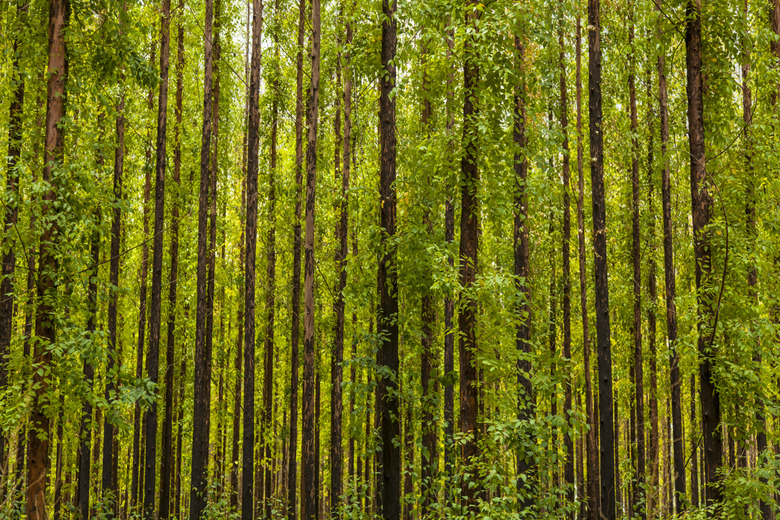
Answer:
[
  {"left": 190, "top": 0, "right": 215, "bottom": 513},
  {"left": 331, "top": 18, "right": 348, "bottom": 516},
  {"left": 144, "top": 0, "right": 171, "bottom": 515},
  {"left": 419, "top": 37, "right": 438, "bottom": 519},
  {"left": 263, "top": 12, "right": 279, "bottom": 515},
  {"left": 460, "top": 0, "right": 481, "bottom": 509},
  {"left": 575, "top": 14, "right": 598, "bottom": 519},
  {"left": 558, "top": 10, "right": 574, "bottom": 512},
  {"left": 684, "top": 0, "right": 722, "bottom": 506},
  {"left": 587, "top": 0, "right": 616, "bottom": 515},
  {"left": 242, "top": 0, "right": 262, "bottom": 517},
  {"left": 27, "top": 0, "right": 69, "bottom": 516},
  {"left": 288, "top": 0, "right": 305, "bottom": 514},
  {"left": 301, "top": 0, "right": 321, "bottom": 516},
  {"left": 654, "top": 4, "right": 687, "bottom": 510},
  {"left": 159, "top": 1, "right": 184, "bottom": 514},
  {"left": 628, "top": 13, "right": 645, "bottom": 519},
  {"left": 377, "top": 0, "right": 400, "bottom": 516},
  {"left": 0, "top": 2, "right": 26, "bottom": 471}
]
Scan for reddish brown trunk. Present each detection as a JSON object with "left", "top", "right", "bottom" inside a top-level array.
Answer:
[
  {"left": 460, "top": 0, "right": 481, "bottom": 509},
  {"left": 684, "top": 0, "right": 722, "bottom": 507},
  {"left": 27, "top": 0, "right": 69, "bottom": 516}
]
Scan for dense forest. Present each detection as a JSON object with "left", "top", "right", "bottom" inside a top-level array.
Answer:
[{"left": 2, "top": 0, "right": 780, "bottom": 517}]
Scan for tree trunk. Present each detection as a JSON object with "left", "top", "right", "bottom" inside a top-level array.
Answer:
[
  {"left": 627, "top": 13, "right": 645, "bottom": 519},
  {"left": 301, "top": 0, "right": 321, "bottom": 514},
  {"left": 655, "top": 5, "right": 687, "bottom": 511},
  {"left": 460, "top": 0, "right": 481, "bottom": 509},
  {"left": 684, "top": 0, "right": 722, "bottom": 507},
  {"left": 77, "top": 213, "right": 100, "bottom": 519},
  {"left": 190, "top": 0, "right": 214, "bottom": 513},
  {"left": 174, "top": 352, "right": 187, "bottom": 518},
  {"left": 0, "top": 1, "right": 26, "bottom": 471},
  {"left": 558, "top": 9, "right": 574, "bottom": 512},
  {"left": 144, "top": 0, "right": 171, "bottom": 515},
  {"left": 159, "top": 1, "right": 183, "bottom": 515},
  {"left": 575, "top": 14, "right": 598, "bottom": 519},
  {"left": 288, "top": 0, "right": 305, "bottom": 513},
  {"left": 263, "top": 13, "right": 279, "bottom": 516},
  {"left": 513, "top": 31, "right": 534, "bottom": 508},
  {"left": 419, "top": 38, "right": 437, "bottom": 519},
  {"left": 242, "top": 0, "right": 262, "bottom": 517},
  {"left": 645, "top": 64, "right": 660, "bottom": 520},
  {"left": 377, "top": 0, "right": 400, "bottom": 516},
  {"left": 443, "top": 19, "right": 456, "bottom": 485},
  {"left": 331, "top": 17, "right": 349, "bottom": 515},
  {"left": 27, "top": 0, "right": 68, "bottom": 515},
  {"left": 587, "top": 0, "right": 615, "bottom": 515}
]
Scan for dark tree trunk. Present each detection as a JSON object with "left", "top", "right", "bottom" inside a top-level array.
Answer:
[
  {"left": 331, "top": 19, "right": 349, "bottom": 516},
  {"left": 242, "top": 0, "right": 262, "bottom": 517},
  {"left": 377, "top": 0, "right": 400, "bottom": 516},
  {"left": 102, "top": 88, "right": 124, "bottom": 517},
  {"left": 78, "top": 215, "right": 100, "bottom": 519},
  {"left": 190, "top": 0, "right": 215, "bottom": 513},
  {"left": 288, "top": 0, "right": 305, "bottom": 514},
  {"left": 655, "top": 5, "right": 687, "bottom": 510},
  {"left": 0, "top": 2, "right": 26, "bottom": 470},
  {"left": 443, "top": 19, "right": 456, "bottom": 484},
  {"left": 419, "top": 38, "right": 438, "bottom": 519},
  {"left": 628, "top": 14, "right": 645, "bottom": 520},
  {"left": 684, "top": 0, "right": 722, "bottom": 506},
  {"left": 558, "top": 10, "right": 574, "bottom": 512},
  {"left": 301, "top": 0, "right": 321, "bottom": 516},
  {"left": 144, "top": 0, "right": 171, "bottom": 514},
  {"left": 174, "top": 354, "right": 187, "bottom": 518},
  {"left": 690, "top": 375, "right": 699, "bottom": 508},
  {"left": 460, "top": 0, "right": 481, "bottom": 509},
  {"left": 513, "top": 31, "right": 534, "bottom": 507},
  {"left": 27, "top": 0, "right": 69, "bottom": 515},
  {"left": 645, "top": 65, "right": 660, "bottom": 520},
  {"left": 587, "top": 0, "right": 616, "bottom": 515},
  {"left": 159, "top": 1, "right": 184, "bottom": 515},
  {"left": 575, "top": 14, "right": 598, "bottom": 519},
  {"left": 403, "top": 393, "right": 414, "bottom": 520},
  {"left": 263, "top": 14, "right": 279, "bottom": 516}
]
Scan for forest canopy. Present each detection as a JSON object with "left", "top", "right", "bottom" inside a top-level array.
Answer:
[{"left": 1, "top": 0, "right": 780, "bottom": 518}]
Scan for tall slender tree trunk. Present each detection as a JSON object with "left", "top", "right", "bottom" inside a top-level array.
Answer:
[
  {"left": 243, "top": 0, "right": 262, "bottom": 517},
  {"left": 645, "top": 65, "right": 660, "bottom": 520},
  {"left": 301, "top": 0, "right": 321, "bottom": 514},
  {"left": 174, "top": 350, "right": 187, "bottom": 518},
  {"left": 77, "top": 213, "right": 100, "bottom": 519},
  {"left": 190, "top": 0, "right": 215, "bottom": 514},
  {"left": 460, "top": 0, "right": 481, "bottom": 509},
  {"left": 159, "top": 1, "right": 184, "bottom": 514},
  {"left": 575, "top": 15, "right": 598, "bottom": 519},
  {"left": 655, "top": 3, "right": 686, "bottom": 510},
  {"left": 144, "top": 0, "right": 171, "bottom": 515},
  {"left": 133, "top": 42, "right": 157, "bottom": 512},
  {"left": 513, "top": 31, "right": 534, "bottom": 509},
  {"left": 443, "top": 19, "right": 456, "bottom": 485},
  {"left": 1, "top": 2, "right": 27, "bottom": 472},
  {"left": 27, "top": 0, "right": 69, "bottom": 516},
  {"left": 263, "top": 14, "right": 279, "bottom": 516},
  {"left": 684, "top": 0, "right": 722, "bottom": 506},
  {"left": 628, "top": 13, "right": 645, "bottom": 519},
  {"left": 288, "top": 0, "right": 305, "bottom": 514},
  {"left": 419, "top": 37, "right": 438, "bottom": 519},
  {"left": 558, "top": 10, "right": 574, "bottom": 512},
  {"left": 588, "top": 0, "right": 616, "bottom": 515},
  {"left": 377, "top": 0, "right": 400, "bottom": 516},
  {"left": 331, "top": 16, "right": 349, "bottom": 516}
]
